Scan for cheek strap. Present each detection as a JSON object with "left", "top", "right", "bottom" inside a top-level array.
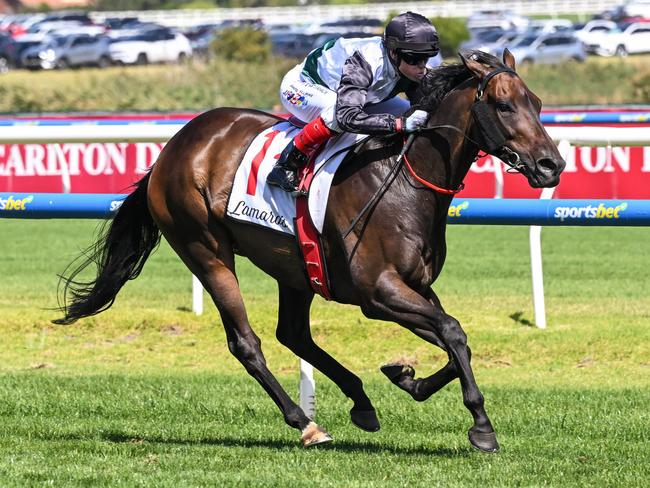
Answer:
[{"left": 470, "top": 101, "right": 507, "bottom": 154}]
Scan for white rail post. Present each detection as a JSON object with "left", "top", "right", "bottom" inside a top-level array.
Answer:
[
  {"left": 60, "top": 155, "right": 71, "bottom": 194},
  {"left": 529, "top": 139, "right": 571, "bottom": 329},
  {"left": 493, "top": 155, "right": 504, "bottom": 199},
  {"left": 299, "top": 359, "right": 316, "bottom": 419},
  {"left": 192, "top": 275, "right": 203, "bottom": 315},
  {"left": 529, "top": 224, "right": 547, "bottom": 329}
]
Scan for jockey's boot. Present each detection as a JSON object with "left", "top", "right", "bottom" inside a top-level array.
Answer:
[{"left": 267, "top": 116, "right": 333, "bottom": 193}]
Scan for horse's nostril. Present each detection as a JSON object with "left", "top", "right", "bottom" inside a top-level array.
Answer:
[{"left": 537, "top": 158, "right": 557, "bottom": 173}]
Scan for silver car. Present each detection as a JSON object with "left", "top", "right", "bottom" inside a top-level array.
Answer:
[
  {"left": 508, "top": 32, "right": 586, "bottom": 64},
  {"left": 459, "top": 29, "right": 519, "bottom": 57},
  {"left": 21, "top": 34, "right": 111, "bottom": 70}
]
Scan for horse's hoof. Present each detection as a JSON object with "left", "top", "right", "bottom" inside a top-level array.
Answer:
[
  {"left": 301, "top": 421, "right": 333, "bottom": 447},
  {"left": 468, "top": 428, "right": 500, "bottom": 453},
  {"left": 380, "top": 363, "right": 415, "bottom": 382},
  {"left": 350, "top": 408, "right": 380, "bottom": 432}
]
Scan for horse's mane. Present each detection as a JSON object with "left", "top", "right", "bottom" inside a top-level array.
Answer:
[{"left": 414, "top": 50, "right": 505, "bottom": 112}]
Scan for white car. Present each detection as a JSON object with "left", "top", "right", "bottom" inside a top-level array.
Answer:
[
  {"left": 108, "top": 28, "right": 191, "bottom": 65},
  {"left": 467, "top": 10, "right": 530, "bottom": 32},
  {"left": 527, "top": 18, "right": 574, "bottom": 34},
  {"left": 574, "top": 20, "right": 618, "bottom": 53},
  {"left": 595, "top": 22, "right": 650, "bottom": 56},
  {"left": 623, "top": 0, "right": 650, "bottom": 17}
]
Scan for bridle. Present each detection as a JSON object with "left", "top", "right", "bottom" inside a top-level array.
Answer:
[
  {"left": 342, "top": 65, "right": 528, "bottom": 241},
  {"left": 398, "top": 67, "right": 526, "bottom": 196},
  {"left": 470, "top": 66, "right": 525, "bottom": 173}
]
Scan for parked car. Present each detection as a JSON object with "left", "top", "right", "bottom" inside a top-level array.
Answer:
[
  {"left": 508, "top": 32, "right": 586, "bottom": 64},
  {"left": 527, "top": 18, "right": 574, "bottom": 34},
  {"left": 270, "top": 32, "right": 319, "bottom": 58},
  {"left": 593, "top": 22, "right": 650, "bottom": 56},
  {"left": 2, "top": 13, "right": 46, "bottom": 38},
  {"left": 108, "top": 28, "right": 192, "bottom": 65},
  {"left": 0, "top": 33, "right": 17, "bottom": 72},
  {"left": 21, "top": 34, "right": 111, "bottom": 70},
  {"left": 9, "top": 37, "right": 43, "bottom": 68},
  {"left": 622, "top": 0, "right": 650, "bottom": 17},
  {"left": 467, "top": 10, "right": 530, "bottom": 32},
  {"left": 459, "top": 29, "right": 518, "bottom": 56},
  {"left": 574, "top": 20, "right": 619, "bottom": 52},
  {"left": 103, "top": 17, "right": 140, "bottom": 30},
  {"left": 34, "top": 11, "right": 92, "bottom": 26},
  {"left": 317, "top": 18, "right": 383, "bottom": 34}
]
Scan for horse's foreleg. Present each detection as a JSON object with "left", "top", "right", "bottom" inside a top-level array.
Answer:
[
  {"left": 381, "top": 359, "right": 457, "bottom": 402},
  {"left": 275, "top": 285, "right": 379, "bottom": 432},
  {"left": 381, "top": 289, "right": 459, "bottom": 401},
  {"left": 368, "top": 275, "right": 499, "bottom": 452}
]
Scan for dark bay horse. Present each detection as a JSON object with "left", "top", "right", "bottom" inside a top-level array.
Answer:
[{"left": 56, "top": 50, "right": 565, "bottom": 452}]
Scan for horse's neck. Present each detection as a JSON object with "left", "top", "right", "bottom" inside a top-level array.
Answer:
[{"left": 409, "top": 90, "right": 478, "bottom": 192}]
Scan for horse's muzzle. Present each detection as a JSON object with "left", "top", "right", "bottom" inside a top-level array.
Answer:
[{"left": 531, "top": 157, "right": 565, "bottom": 188}]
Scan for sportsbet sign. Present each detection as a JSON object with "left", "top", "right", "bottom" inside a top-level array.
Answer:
[{"left": 0, "top": 194, "right": 33, "bottom": 211}]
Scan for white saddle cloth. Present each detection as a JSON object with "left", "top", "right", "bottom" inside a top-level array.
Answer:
[{"left": 226, "top": 120, "right": 365, "bottom": 234}]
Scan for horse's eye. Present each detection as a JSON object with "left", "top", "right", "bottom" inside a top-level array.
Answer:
[{"left": 496, "top": 102, "right": 514, "bottom": 113}]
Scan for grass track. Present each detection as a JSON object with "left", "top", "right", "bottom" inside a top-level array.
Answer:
[{"left": 0, "top": 219, "right": 648, "bottom": 486}]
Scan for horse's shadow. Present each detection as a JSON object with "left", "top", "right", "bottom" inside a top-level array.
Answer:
[{"left": 51, "top": 431, "right": 470, "bottom": 457}]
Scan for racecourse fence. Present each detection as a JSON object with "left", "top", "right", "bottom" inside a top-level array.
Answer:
[
  {"left": 88, "top": 0, "right": 622, "bottom": 28},
  {"left": 2, "top": 193, "right": 649, "bottom": 225}
]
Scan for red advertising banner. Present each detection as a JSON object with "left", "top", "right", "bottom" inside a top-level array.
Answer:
[{"left": 0, "top": 123, "right": 649, "bottom": 199}]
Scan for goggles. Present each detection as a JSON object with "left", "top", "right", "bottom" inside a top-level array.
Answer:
[{"left": 400, "top": 52, "right": 431, "bottom": 66}]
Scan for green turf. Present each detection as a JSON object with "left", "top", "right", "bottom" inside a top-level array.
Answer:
[{"left": 0, "top": 219, "right": 648, "bottom": 486}]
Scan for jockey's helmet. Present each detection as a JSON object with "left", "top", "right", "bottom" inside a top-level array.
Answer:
[{"left": 383, "top": 11, "right": 439, "bottom": 57}]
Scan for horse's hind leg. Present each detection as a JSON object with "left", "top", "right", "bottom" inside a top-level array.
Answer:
[
  {"left": 275, "top": 285, "right": 379, "bottom": 432},
  {"left": 159, "top": 219, "right": 332, "bottom": 447}
]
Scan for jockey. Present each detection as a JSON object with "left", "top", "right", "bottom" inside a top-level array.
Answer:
[{"left": 267, "top": 11, "right": 440, "bottom": 193}]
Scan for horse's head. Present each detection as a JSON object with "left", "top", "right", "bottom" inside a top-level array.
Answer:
[{"left": 459, "top": 49, "right": 565, "bottom": 188}]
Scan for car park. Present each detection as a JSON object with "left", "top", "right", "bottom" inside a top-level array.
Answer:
[
  {"left": 508, "top": 32, "right": 586, "bottom": 64},
  {"left": 21, "top": 34, "right": 111, "bottom": 70},
  {"left": 593, "top": 22, "right": 650, "bottom": 56}
]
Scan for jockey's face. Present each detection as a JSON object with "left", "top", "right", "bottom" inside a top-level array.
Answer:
[{"left": 391, "top": 50, "right": 428, "bottom": 82}]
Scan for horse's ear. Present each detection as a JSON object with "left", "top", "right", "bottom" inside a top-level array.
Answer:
[
  {"left": 502, "top": 48, "right": 516, "bottom": 71},
  {"left": 458, "top": 50, "right": 492, "bottom": 80}
]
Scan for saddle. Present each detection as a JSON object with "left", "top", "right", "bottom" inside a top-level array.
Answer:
[{"left": 226, "top": 120, "right": 366, "bottom": 299}]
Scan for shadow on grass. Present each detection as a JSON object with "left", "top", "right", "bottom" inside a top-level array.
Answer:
[
  {"left": 509, "top": 311, "right": 535, "bottom": 327},
  {"left": 90, "top": 431, "right": 468, "bottom": 457}
]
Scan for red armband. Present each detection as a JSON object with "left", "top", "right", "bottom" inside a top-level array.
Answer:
[{"left": 395, "top": 117, "right": 404, "bottom": 132}]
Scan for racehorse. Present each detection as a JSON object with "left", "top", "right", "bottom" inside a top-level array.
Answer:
[{"left": 56, "top": 50, "right": 565, "bottom": 452}]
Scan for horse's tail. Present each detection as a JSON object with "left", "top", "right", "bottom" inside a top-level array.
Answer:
[{"left": 54, "top": 172, "right": 160, "bottom": 325}]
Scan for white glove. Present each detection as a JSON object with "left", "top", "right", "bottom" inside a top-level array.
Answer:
[{"left": 404, "top": 110, "right": 429, "bottom": 132}]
